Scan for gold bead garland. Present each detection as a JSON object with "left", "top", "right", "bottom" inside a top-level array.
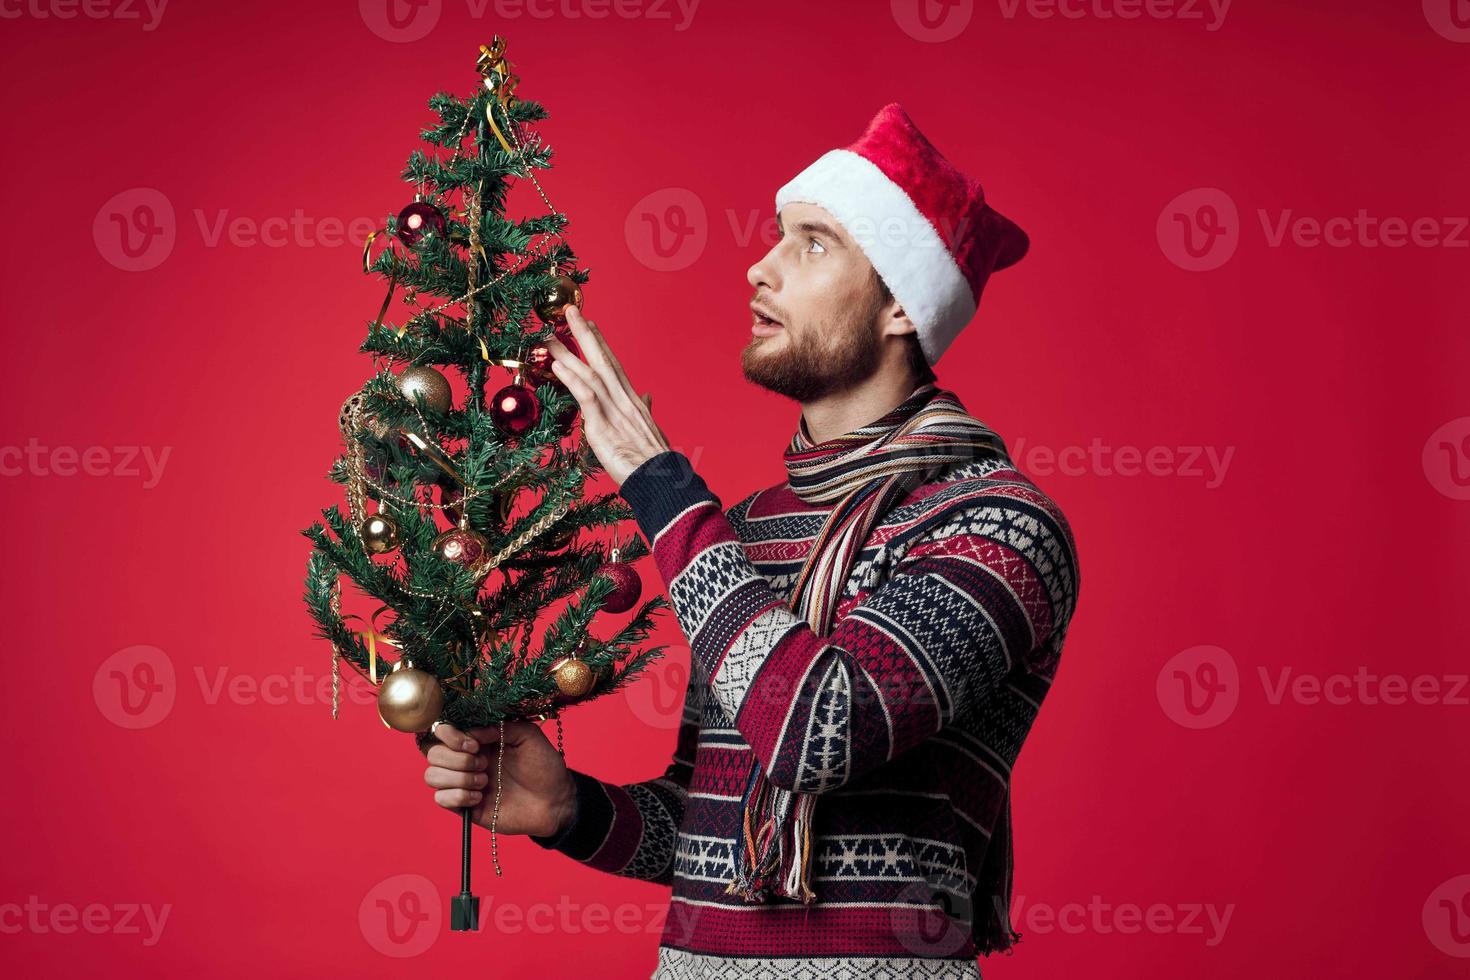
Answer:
[{"left": 330, "top": 578, "right": 343, "bottom": 720}]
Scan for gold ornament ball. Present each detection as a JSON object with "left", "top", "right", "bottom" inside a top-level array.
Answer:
[
  {"left": 534, "top": 275, "right": 584, "bottom": 325},
  {"left": 377, "top": 659, "right": 445, "bottom": 732},
  {"left": 398, "top": 365, "right": 453, "bottom": 414},
  {"left": 549, "top": 656, "right": 596, "bottom": 698},
  {"left": 360, "top": 513, "right": 401, "bottom": 554}
]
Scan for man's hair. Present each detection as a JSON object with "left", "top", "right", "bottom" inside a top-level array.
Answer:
[{"left": 873, "top": 270, "right": 937, "bottom": 385}]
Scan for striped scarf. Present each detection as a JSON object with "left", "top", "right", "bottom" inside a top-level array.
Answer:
[{"left": 727, "top": 382, "right": 1009, "bottom": 913}]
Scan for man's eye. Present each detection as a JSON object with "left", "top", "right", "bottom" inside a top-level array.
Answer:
[{"left": 806, "top": 238, "right": 826, "bottom": 254}]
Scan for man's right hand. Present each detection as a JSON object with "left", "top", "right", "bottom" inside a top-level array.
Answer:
[{"left": 420, "top": 720, "right": 577, "bottom": 839}]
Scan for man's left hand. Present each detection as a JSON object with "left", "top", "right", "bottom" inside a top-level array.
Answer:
[{"left": 544, "top": 305, "right": 670, "bottom": 486}]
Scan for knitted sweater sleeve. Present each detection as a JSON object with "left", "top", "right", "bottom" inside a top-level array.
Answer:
[
  {"left": 527, "top": 665, "right": 701, "bottom": 883},
  {"left": 616, "top": 449, "right": 1080, "bottom": 795}
]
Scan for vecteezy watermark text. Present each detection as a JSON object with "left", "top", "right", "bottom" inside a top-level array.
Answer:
[
  {"left": 0, "top": 439, "right": 170, "bottom": 488},
  {"left": 1159, "top": 188, "right": 1470, "bottom": 271},
  {"left": 0, "top": 897, "right": 171, "bottom": 947},
  {"left": 1009, "top": 437, "right": 1235, "bottom": 488},
  {"left": 359, "top": 0, "right": 699, "bottom": 43},
  {"left": 996, "top": 0, "right": 1231, "bottom": 31},
  {"left": 1009, "top": 893, "right": 1235, "bottom": 946},
  {"left": 0, "top": 0, "right": 168, "bottom": 30},
  {"left": 1158, "top": 645, "right": 1470, "bottom": 729}
]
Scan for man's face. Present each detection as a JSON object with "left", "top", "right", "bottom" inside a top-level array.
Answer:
[{"left": 742, "top": 202, "right": 893, "bottom": 401}]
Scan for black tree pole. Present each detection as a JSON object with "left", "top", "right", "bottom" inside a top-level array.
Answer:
[{"left": 451, "top": 806, "right": 479, "bottom": 931}]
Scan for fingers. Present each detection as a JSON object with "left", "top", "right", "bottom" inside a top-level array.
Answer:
[
  {"left": 425, "top": 742, "right": 488, "bottom": 771},
  {"left": 563, "top": 306, "right": 645, "bottom": 419},
  {"left": 563, "top": 306, "right": 617, "bottom": 377},
  {"left": 546, "top": 340, "right": 613, "bottom": 429},
  {"left": 543, "top": 335, "right": 598, "bottom": 393},
  {"left": 423, "top": 721, "right": 477, "bottom": 754},
  {"left": 434, "top": 787, "right": 484, "bottom": 809},
  {"left": 425, "top": 763, "right": 491, "bottom": 794}
]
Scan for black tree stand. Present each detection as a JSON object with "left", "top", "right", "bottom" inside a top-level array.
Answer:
[{"left": 450, "top": 806, "right": 480, "bottom": 931}]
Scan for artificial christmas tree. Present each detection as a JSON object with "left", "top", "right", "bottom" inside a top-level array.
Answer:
[{"left": 300, "top": 37, "right": 668, "bottom": 931}]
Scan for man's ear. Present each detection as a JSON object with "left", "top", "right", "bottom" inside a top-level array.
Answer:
[{"left": 877, "top": 297, "right": 918, "bottom": 340}]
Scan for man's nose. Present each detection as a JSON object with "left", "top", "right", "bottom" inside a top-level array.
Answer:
[{"left": 747, "top": 244, "right": 780, "bottom": 291}]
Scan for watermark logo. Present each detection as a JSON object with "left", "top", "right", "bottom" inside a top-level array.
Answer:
[
  {"left": 1156, "top": 645, "right": 1239, "bottom": 729},
  {"left": 1157, "top": 187, "right": 1239, "bottom": 271},
  {"left": 891, "top": 0, "right": 974, "bottom": 42},
  {"left": 94, "top": 188, "right": 175, "bottom": 272},
  {"left": 478, "top": 895, "right": 670, "bottom": 934},
  {"left": 625, "top": 188, "right": 708, "bottom": 272},
  {"left": 997, "top": 0, "right": 1232, "bottom": 31},
  {"left": 1423, "top": 0, "right": 1470, "bottom": 42},
  {"left": 95, "top": 648, "right": 382, "bottom": 729},
  {"left": 625, "top": 652, "right": 691, "bottom": 730},
  {"left": 0, "top": 439, "right": 171, "bottom": 487},
  {"left": 1259, "top": 667, "right": 1468, "bottom": 707},
  {"left": 93, "top": 645, "right": 176, "bottom": 730},
  {"left": 193, "top": 209, "right": 380, "bottom": 250},
  {"left": 0, "top": 897, "right": 171, "bottom": 946},
  {"left": 1009, "top": 436, "right": 1235, "bottom": 488},
  {"left": 1258, "top": 209, "right": 1469, "bottom": 249},
  {"left": 625, "top": 196, "right": 977, "bottom": 273},
  {"left": 361, "top": 0, "right": 698, "bottom": 41},
  {"left": 96, "top": 187, "right": 382, "bottom": 269},
  {"left": 359, "top": 874, "right": 441, "bottom": 956},
  {"left": 890, "top": 876, "right": 974, "bottom": 956},
  {"left": 0, "top": 0, "right": 168, "bottom": 30},
  {"left": 1161, "top": 645, "right": 1469, "bottom": 728},
  {"left": 1423, "top": 417, "right": 1470, "bottom": 501},
  {"left": 480, "top": 0, "right": 700, "bottom": 31},
  {"left": 1161, "top": 188, "right": 1469, "bottom": 269},
  {"left": 1009, "top": 893, "right": 1234, "bottom": 945},
  {"left": 1424, "top": 874, "right": 1470, "bottom": 957},
  {"left": 360, "top": 0, "right": 442, "bottom": 43}
]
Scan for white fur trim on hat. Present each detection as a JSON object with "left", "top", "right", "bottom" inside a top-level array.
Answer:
[{"left": 775, "top": 148, "right": 976, "bottom": 366}]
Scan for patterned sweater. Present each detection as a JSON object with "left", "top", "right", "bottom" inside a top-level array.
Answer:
[{"left": 533, "top": 435, "right": 1080, "bottom": 979}]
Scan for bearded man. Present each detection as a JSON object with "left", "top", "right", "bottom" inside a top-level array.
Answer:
[{"left": 421, "top": 103, "right": 1081, "bottom": 980}]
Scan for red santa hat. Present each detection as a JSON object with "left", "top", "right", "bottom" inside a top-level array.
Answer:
[{"left": 774, "top": 103, "right": 1029, "bottom": 366}]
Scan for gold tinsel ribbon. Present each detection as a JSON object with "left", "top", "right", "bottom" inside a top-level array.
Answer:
[
  {"left": 477, "top": 37, "right": 520, "bottom": 155},
  {"left": 362, "top": 228, "right": 401, "bottom": 334},
  {"left": 338, "top": 604, "right": 400, "bottom": 685}
]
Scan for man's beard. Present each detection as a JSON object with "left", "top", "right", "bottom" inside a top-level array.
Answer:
[{"left": 740, "top": 311, "right": 881, "bottom": 402}]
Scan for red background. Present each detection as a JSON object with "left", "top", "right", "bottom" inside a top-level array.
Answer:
[{"left": 2, "top": 0, "right": 1467, "bottom": 976}]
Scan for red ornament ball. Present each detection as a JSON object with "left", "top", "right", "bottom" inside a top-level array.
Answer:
[
  {"left": 595, "top": 561, "right": 642, "bottom": 613},
  {"left": 525, "top": 325, "right": 582, "bottom": 380},
  {"left": 489, "top": 382, "right": 541, "bottom": 435},
  {"left": 555, "top": 323, "right": 582, "bottom": 357},
  {"left": 395, "top": 201, "right": 446, "bottom": 247},
  {"left": 524, "top": 342, "right": 554, "bottom": 379}
]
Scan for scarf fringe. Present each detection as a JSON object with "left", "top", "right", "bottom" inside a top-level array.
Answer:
[{"left": 725, "top": 767, "right": 816, "bottom": 904}]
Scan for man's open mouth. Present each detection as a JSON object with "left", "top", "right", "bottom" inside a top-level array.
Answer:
[{"left": 751, "top": 304, "right": 784, "bottom": 336}]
